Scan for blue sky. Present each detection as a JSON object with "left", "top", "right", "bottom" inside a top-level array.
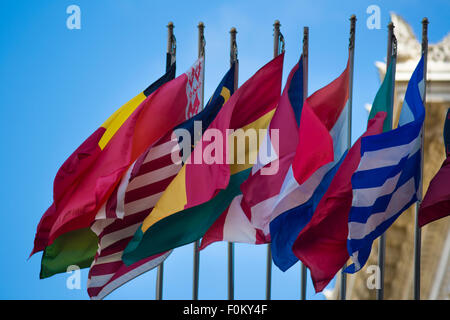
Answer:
[{"left": 0, "top": 0, "right": 448, "bottom": 300}]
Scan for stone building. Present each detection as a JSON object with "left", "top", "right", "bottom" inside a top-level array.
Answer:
[{"left": 326, "top": 13, "right": 450, "bottom": 300}]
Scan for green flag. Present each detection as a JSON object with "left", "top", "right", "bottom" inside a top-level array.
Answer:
[
  {"left": 368, "top": 56, "right": 396, "bottom": 132},
  {"left": 40, "top": 228, "right": 97, "bottom": 279}
]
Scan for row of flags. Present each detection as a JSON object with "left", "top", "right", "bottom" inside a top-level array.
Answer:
[{"left": 32, "top": 38, "right": 449, "bottom": 299}]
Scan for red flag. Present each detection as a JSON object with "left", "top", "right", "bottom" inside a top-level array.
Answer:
[
  {"left": 419, "top": 157, "right": 450, "bottom": 227},
  {"left": 419, "top": 109, "right": 450, "bottom": 227}
]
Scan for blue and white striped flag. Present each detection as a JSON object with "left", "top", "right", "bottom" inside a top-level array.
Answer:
[{"left": 345, "top": 56, "right": 426, "bottom": 273}]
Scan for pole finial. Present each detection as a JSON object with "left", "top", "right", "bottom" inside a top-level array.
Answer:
[
  {"left": 422, "top": 17, "right": 429, "bottom": 38},
  {"left": 230, "top": 27, "right": 238, "bottom": 64},
  {"left": 349, "top": 15, "right": 357, "bottom": 50},
  {"left": 421, "top": 17, "right": 428, "bottom": 56},
  {"left": 273, "top": 20, "right": 284, "bottom": 56},
  {"left": 167, "top": 22, "right": 176, "bottom": 60},
  {"left": 303, "top": 26, "right": 309, "bottom": 58},
  {"left": 198, "top": 22, "right": 205, "bottom": 58},
  {"left": 386, "top": 21, "right": 395, "bottom": 63}
]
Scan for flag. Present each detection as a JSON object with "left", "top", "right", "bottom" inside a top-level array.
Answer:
[
  {"left": 200, "top": 55, "right": 350, "bottom": 273},
  {"left": 200, "top": 55, "right": 352, "bottom": 279},
  {"left": 122, "top": 54, "right": 284, "bottom": 265},
  {"left": 292, "top": 56, "right": 394, "bottom": 291},
  {"left": 346, "top": 56, "right": 425, "bottom": 273},
  {"left": 292, "top": 114, "right": 385, "bottom": 292},
  {"left": 418, "top": 108, "right": 450, "bottom": 227},
  {"left": 32, "top": 58, "right": 203, "bottom": 257},
  {"left": 39, "top": 63, "right": 176, "bottom": 278},
  {"left": 200, "top": 56, "right": 307, "bottom": 248},
  {"left": 86, "top": 65, "right": 236, "bottom": 299},
  {"left": 269, "top": 57, "right": 351, "bottom": 271},
  {"left": 292, "top": 57, "right": 396, "bottom": 292},
  {"left": 367, "top": 57, "right": 396, "bottom": 132}
]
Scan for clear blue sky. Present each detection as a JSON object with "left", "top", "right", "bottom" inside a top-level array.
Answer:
[{"left": 0, "top": 0, "right": 448, "bottom": 300}]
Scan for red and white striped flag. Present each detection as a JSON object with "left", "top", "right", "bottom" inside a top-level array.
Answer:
[{"left": 87, "top": 132, "right": 181, "bottom": 299}]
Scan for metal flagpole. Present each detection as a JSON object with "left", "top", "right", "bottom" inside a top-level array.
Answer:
[
  {"left": 413, "top": 17, "right": 428, "bottom": 301},
  {"left": 156, "top": 21, "right": 176, "bottom": 301},
  {"left": 228, "top": 26, "right": 238, "bottom": 301},
  {"left": 377, "top": 21, "right": 397, "bottom": 300},
  {"left": 300, "top": 26, "right": 309, "bottom": 301},
  {"left": 266, "top": 19, "right": 283, "bottom": 300},
  {"left": 340, "top": 14, "right": 356, "bottom": 300},
  {"left": 166, "top": 21, "right": 176, "bottom": 69},
  {"left": 193, "top": 21, "right": 206, "bottom": 301}
]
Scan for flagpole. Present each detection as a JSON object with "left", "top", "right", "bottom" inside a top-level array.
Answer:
[
  {"left": 156, "top": 21, "right": 176, "bottom": 301},
  {"left": 376, "top": 21, "right": 396, "bottom": 301},
  {"left": 265, "top": 19, "right": 283, "bottom": 301},
  {"left": 300, "top": 26, "right": 309, "bottom": 301},
  {"left": 166, "top": 21, "right": 176, "bottom": 69},
  {"left": 193, "top": 21, "right": 205, "bottom": 301},
  {"left": 413, "top": 17, "right": 428, "bottom": 301},
  {"left": 341, "top": 14, "right": 356, "bottom": 301},
  {"left": 228, "top": 26, "right": 238, "bottom": 301}
]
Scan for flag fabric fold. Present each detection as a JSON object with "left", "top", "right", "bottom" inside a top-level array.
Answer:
[
  {"left": 418, "top": 108, "right": 450, "bottom": 227},
  {"left": 122, "top": 54, "right": 284, "bottom": 265},
  {"left": 346, "top": 56, "right": 425, "bottom": 273}
]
